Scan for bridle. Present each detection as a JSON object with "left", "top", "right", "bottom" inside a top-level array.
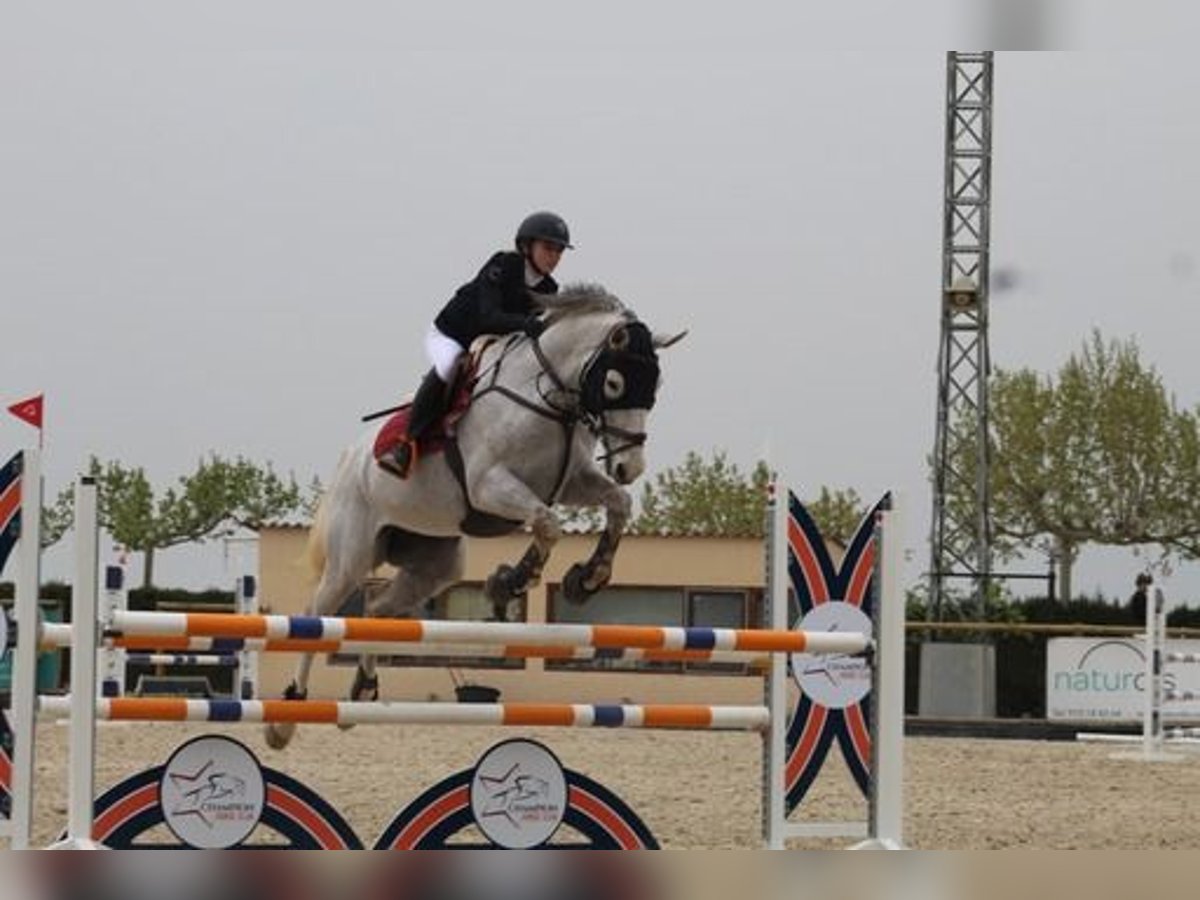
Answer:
[
  {"left": 538, "top": 330, "right": 654, "bottom": 463},
  {"left": 471, "top": 316, "right": 659, "bottom": 500}
]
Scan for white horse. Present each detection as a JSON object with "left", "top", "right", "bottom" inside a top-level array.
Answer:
[{"left": 266, "top": 285, "right": 683, "bottom": 749}]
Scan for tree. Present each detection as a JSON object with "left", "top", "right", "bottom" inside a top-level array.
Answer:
[
  {"left": 83, "top": 455, "right": 305, "bottom": 587},
  {"left": 633, "top": 450, "right": 770, "bottom": 536},
  {"left": 221, "top": 458, "right": 303, "bottom": 530},
  {"left": 300, "top": 476, "right": 325, "bottom": 521},
  {"left": 804, "top": 487, "right": 870, "bottom": 546},
  {"left": 630, "top": 450, "right": 867, "bottom": 544},
  {"left": 955, "top": 332, "right": 1200, "bottom": 601},
  {"left": 41, "top": 485, "right": 76, "bottom": 549}
]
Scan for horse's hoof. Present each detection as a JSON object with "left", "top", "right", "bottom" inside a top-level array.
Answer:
[
  {"left": 340, "top": 669, "right": 379, "bottom": 729},
  {"left": 485, "top": 564, "right": 526, "bottom": 604},
  {"left": 266, "top": 683, "right": 306, "bottom": 747},
  {"left": 562, "top": 563, "right": 591, "bottom": 606},
  {"left": 349, "top": 670, "right": 379, "bottom": 702},
  {"left": 264, "top": 722, "right": 295, "bottom": 750}
]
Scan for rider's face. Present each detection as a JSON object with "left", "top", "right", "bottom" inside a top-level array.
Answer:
[{"left": 530, "top": 240, "right": 565, "bottom": 275}]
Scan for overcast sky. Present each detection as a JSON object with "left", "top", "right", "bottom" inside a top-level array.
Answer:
[{"left": 4, "top": 8, "right": 1199, "bottom": 605}]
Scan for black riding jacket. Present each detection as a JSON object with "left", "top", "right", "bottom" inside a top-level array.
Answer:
[{"left": 434, "top": 251, "right": 558, "bottom": 347}]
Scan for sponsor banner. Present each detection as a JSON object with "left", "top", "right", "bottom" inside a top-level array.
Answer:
[{"left": 1046, "top": 637, "right": 1200, "bottom": 721}]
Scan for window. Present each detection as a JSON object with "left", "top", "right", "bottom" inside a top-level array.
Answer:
[
  {"left": 430, "top": 584, "right": 502, "bottom": 622},
  {"left": 330, "top": 582, "right": 523, "bottom": 671},
  {"left": 553, "top": 586, "right": 683, "bottom": 626},
  {"left": 690, "top": 591, "right": 746, "bottom": 629}
]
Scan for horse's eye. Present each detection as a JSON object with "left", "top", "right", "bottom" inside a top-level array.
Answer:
[
  {"left": 609, "top": 327, "right": 630, "bottom": 351},
  {"left": 603, "top": 370, "right": 626, "bottom": 401}
]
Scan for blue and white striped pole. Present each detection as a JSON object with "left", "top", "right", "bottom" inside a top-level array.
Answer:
[
  {"left": 236, "top": 574, "right": 259, "bottom": 699},
  {"left": 100, "top": 565, "right": 126, "bottom": 698}
]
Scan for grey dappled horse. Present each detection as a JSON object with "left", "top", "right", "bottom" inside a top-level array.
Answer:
[{"left": 265, "top": 285, "right": 683, "bottom": 749}]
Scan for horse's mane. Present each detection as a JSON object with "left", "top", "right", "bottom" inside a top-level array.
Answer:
[{"left": 537, "top": 283, "right": 629, "bottom": 321}]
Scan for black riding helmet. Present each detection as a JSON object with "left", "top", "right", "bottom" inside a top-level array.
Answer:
[{"left": 515, "top": 211, "right": 573, "bottom": 251}]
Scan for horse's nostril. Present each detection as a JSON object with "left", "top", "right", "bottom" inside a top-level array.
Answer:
[{"left": 615, "top": 463, "right": 627, "bottom": 482}]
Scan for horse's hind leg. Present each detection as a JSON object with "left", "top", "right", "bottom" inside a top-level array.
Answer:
[
  {"left": 340, "top": 532, "right": 465, "bottom": 714},
  {"left": 370, "top": 532, "right": 464, "bottom": 618},
  {"left": 264, "top": 514, "right": 376, "bottom": 750},
  {"left": 336, "top": 579, "right": 387, "bottom": 725}
]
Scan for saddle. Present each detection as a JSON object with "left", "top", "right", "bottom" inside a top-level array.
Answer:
[{"left": 371, "top": 338, "right": 495, "bottom": 465}]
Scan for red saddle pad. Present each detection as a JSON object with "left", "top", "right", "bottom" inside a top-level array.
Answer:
[{"left": 372, "top": 366, "right": 476, "bottom": 463}]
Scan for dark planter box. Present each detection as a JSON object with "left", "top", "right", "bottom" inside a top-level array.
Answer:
[{"left": 455, "top": 684, "right": 501, "bottom": 703}]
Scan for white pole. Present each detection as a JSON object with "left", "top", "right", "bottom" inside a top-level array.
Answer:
[
  {"left": 7, "top": 448, "right": 42, "bottom": 849},
  {"left": 763, "top": 475, "right": 789, "bottom": 849},
  {"left": 100, "top": 565, "right": 126, "bottom": 698},
  {"left": 236, "top": 575, "right": 259, "bottom": 699},
  {"left": 1100, "top": 584, "right": 1179, "bottom": 762},
  {"left": 53, "top": 477, "right": 102, "bottom": 849},
  {"left": 868, "top": 496, "right": 905, "bottom": 847}
]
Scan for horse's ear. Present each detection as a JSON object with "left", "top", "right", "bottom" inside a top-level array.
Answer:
[{"left": 652, "top": 329, "right": 688, "bottom": 349}]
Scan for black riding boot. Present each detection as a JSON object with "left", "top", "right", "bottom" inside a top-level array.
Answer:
[
  {"left": 381, "top": 368, "right": 448, "bottom": 479},
  {"left": 408, "top": 368, "right": 449, "bottom": 439}
]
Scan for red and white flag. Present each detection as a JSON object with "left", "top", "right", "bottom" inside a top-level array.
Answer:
[{"left": 7, "top": 394, "right": 44, "bottom": 431}]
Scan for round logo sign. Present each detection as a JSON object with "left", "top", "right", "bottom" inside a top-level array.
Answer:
[
  {"left": 470, "top": 739, "right": 568, "bottom": 848},
  {"left": 159, "top": 735, "right": 266, "bottom": 848},
  {"left": 791, "top": 603, "right": 874, "bottom": 709}
]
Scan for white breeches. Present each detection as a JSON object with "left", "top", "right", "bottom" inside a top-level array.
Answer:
[{"left": 425, "top": 325, "right": 466, "bottom": 383}]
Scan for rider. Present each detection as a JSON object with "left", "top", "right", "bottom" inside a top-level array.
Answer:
[{"left": 380, "top": 210, "right": 573, "bottom": 479}]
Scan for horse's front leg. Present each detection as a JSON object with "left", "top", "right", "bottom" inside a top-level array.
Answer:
[
  {"left": 474, "top": 467, "right": 562, "bottom": 620},
  {"left": 557, "top": 464, "right": 632, "bottom": 605}
]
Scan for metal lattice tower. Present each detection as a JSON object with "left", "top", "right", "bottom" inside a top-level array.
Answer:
[{"left": 929, "top": 52, "right": 994, "bottom": 620}]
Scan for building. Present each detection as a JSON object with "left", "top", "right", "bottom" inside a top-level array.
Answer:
[{"left": 258, "top": 524, "right": 772, "bottom": 705}]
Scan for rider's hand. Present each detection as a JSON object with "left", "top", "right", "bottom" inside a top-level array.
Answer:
[{"left": 523, "top": 317, "right": 545, "bottom": 339}]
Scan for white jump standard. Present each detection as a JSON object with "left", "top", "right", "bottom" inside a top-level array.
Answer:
[
  {"left": 1078, "top": 586, "right": 1200, "bottom": 759},
  {"left": 99, "top": 567, "right": 259, "bottom": 699}
]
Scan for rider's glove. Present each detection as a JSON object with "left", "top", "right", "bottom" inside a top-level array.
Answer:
[{"left": 523, "top": 317, "right": 546, "bottom": 339}]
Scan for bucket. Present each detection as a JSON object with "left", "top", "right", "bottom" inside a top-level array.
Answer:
[{"left": 455, "top": 684, "right": 501, "bottom": 704}]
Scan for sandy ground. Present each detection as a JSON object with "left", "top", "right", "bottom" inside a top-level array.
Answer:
[{"left": 18, "top": 721, "right": 1200, "bottom": 849}]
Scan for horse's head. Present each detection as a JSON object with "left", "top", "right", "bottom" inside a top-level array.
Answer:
[{"left": 537, "top": 285, "right": 685, "bottom": 485}]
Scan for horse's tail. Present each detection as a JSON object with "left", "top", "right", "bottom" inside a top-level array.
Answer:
[
  {"left": 305, "top": 493, "right": 329, "bottom": 582},
  {"left": 303, "top": 447, "right": 356, "bottom": 583}
]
